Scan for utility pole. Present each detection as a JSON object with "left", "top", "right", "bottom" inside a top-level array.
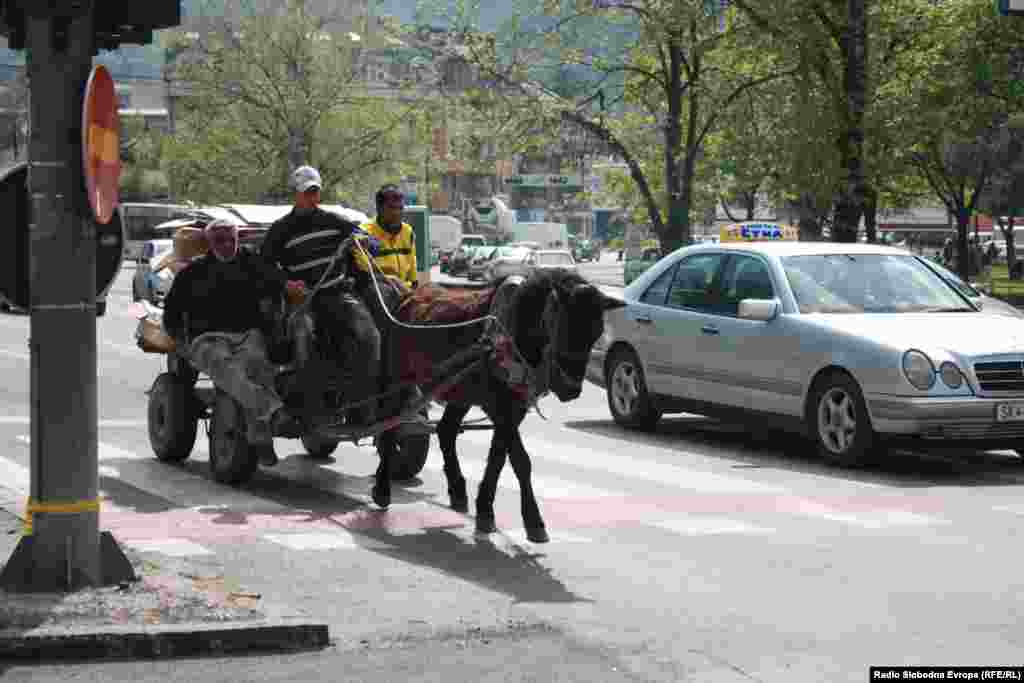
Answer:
[{"left": 0, "top": 1, "right": 132, "bottom": 592}]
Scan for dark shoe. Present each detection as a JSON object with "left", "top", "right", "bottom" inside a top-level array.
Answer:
[
  {"left": 271, "top": 408, "right": 303, "bottom": 438},
  {"left": 255, "top": 443, "right": 279, "bottom": 467}
]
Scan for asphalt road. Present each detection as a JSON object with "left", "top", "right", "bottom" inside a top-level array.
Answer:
[{"left": 4, "top": 264, "right": 1024, "bottom": 681}]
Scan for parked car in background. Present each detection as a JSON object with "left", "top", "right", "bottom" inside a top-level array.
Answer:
[
  {"left": 525, "top": 249, "right": 578, "bottom": 277},
  {"left": 624, "top": 246, "right": 664, "bottom": 285},
  {"left": 919, "top": 258, "right": 1024, "bottom": 318},
  {"left": 131, "top": 238, "right": 174, "bottom": 303},
  {"left": 467, "top": 246, "right": 499, "bottom": 281},
  {"left": 448, "top": 245, "right": 480, "bottom": 277},
  {"left": 482, "top": 246, "right": 534, "bottom": 282}
]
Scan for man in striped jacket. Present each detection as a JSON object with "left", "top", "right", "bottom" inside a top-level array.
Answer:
[{"left": 261, "top": 166, "right": 381, "bottom": 428}]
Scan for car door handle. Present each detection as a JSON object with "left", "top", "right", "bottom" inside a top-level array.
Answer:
[
  {"left": 701, "top": 325, "right": 719, "bottom": 335},
  {"left": 634, "top": 315, "right": 653, "bottom": 325}
]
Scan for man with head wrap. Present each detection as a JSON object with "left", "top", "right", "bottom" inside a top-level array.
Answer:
[
  {"left": 163, "top": 217, "right": 304, "bottom": 466},
  {"left": 261, "top": 166, "right": 383, "bottom": 429}
]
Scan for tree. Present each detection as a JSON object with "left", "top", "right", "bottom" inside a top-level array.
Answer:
[
  {"left": 413, "top": 0, "right": 792, "bottom": 253},
  {"left": 161, "top": 0, "right": 425, "bottom": 205},
  {"left": 978, "top": 117, "right": 1024, "bottom": 278},
  {"left": 900, "top": 0, "right": 1024, "bottom": 282}
]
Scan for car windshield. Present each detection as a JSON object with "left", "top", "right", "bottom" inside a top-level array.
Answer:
[
  {"left": 782, "top": 254, "right": 974, "bottom": 314},
  {"left": 920, "top": 259, "right": 981, "bottom": 298},
  {"left": 537, "top": 252, "right": 573, "bottom": 266}
]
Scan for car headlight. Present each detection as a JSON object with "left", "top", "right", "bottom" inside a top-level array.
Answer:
[
  {"left": 939, "top": 361, "right": 964, "bottom": 389},
  {"left": 902, "top": 350, "right": 936, "bottom": 390}
]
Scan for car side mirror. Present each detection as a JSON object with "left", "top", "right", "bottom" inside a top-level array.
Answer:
[{"left": 738, "top": 298, "right": 780, "bottom": 321}]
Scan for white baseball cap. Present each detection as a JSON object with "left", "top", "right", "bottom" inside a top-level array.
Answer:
[{"left": 292, "top": 166, "right": 322, "bottom": 192}]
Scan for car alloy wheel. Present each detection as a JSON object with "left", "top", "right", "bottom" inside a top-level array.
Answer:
[
  {"left": 606, "top": 348, "right": 661, "bottom": 430},
  {"left": 817, "top": 387, "right": 857, "bottom": 455},
  {"left": 809, "top": 371, "right": 879, "bottom": 467}
]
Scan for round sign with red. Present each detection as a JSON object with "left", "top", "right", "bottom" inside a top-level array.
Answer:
[{"left": 82, "top": 64, "right": 120, "bottom": 225}]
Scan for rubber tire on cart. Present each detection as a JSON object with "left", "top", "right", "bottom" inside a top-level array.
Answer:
[
  {"left": 302, "top": 432, "right": 339, "bottom": 460},
  {"left": 208, "top": 390, "right": 259, "bottom": 485},
  {"left": 95, "top": 300, "right": 106, "bottom": 317},
  {"left": 148, "top": 372, "right": 199, "bottom": 462},
  {"left": 807, "top": 370, "right": 880, "bottom": 467},
  {"left": 380, "top": 409, "right": 431, "bottom": 481},
  {"left": 606, "top": 347, "right": 662, "bottom": 430}
]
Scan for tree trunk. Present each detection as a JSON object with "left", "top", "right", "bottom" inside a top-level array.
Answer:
[
  {"left": 956, "top": 207, "right": 971, "bottom": 284},
  {"left": 662, "top": 40, "right": 686, "bottom": 253},
  {"left": 832, "top": 0, "right": 869, "bottom": 243},
  {"left": 1005, "top": 217, "right": 1018, "bottom": 279},
  {"left": 863, "top": 185, "right": 878, "bottom": 243}
]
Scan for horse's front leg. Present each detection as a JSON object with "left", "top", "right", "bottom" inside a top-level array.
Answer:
[
  {"left": 437, "top": 403, "right": 471, "bottom": 512},
  {"left": 475, "top": 424, "right": 508, "bottom": 534},
  {"left": 507, "top": 425, "right": 548, "bottom": 543},
  {"left": 372, "top": 432, "right": 393, "bottom": 509}
]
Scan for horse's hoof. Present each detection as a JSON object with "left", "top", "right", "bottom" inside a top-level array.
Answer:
[
  {"left": 371, "top": 485, "right": 391, "bottom": 509},
  {"left": 475, "top": 517, "right": 496, "bottom": 534},
  {"left": 526, "top": 527, "right": 549, "bottom": 543}
]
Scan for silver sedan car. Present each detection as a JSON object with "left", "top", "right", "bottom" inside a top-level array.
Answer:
[{"left": 587, "top": 239, "right": 1024, "bottom": 465}]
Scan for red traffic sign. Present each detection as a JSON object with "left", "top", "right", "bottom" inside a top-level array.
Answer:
[{"left": 82, "top": 64, "right": 120, "bottom": 225}]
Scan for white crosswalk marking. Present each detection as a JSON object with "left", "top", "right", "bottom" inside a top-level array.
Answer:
[
  {"left": 128, "top": 538, "right": 214, "bottom": 557},
  {"left": 422, "top": 456, "right": 617, "bottom": 500},
  {"left": 460, "top": 429, "right": 782, "bottom": 494},
  {"left": 0, "top": 454, "right": 29, "bottom": 496},
  {"left": 263, "top": 531, "right": 369, "bottom": 551},
  {"left": 791, "top": 499, "right": 943, "bottom": 529},
  {"left": 0, "top": 417, "right": 149, "bottom": 428},
  {"left": 654, "top": 518, "right": 774, "bottom": 536},
  {"left": 16, "top": 435, "right": 149, "bottom": 461}
]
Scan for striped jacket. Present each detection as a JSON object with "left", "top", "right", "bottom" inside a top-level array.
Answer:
[{"left": 261, "top": 207, "right": 362, "bottom": 290}]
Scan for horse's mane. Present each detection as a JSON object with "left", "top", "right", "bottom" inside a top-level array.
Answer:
[{"left": 506, "top": 269, "right": 590, "bottom": 365}]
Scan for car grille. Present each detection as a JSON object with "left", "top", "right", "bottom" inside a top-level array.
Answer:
[
  {"left": 974, "top": 360, "right": 1024, "bottom": 392},
  {"left": 922, "top": 422, "right": 1024, "bottom": 440}
]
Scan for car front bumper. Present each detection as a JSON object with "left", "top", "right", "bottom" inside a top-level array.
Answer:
[{"left": 869, "top": 394, "right": 1024, "bottom": 445}]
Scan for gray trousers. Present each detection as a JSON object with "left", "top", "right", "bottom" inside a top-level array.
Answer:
[{"left": 188, "top": 330, "right": 283, "bottom": 445}]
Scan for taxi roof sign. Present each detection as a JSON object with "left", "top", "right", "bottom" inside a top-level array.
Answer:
[{"left": 720, "top": 222, "right": 798, "bottom": 243}]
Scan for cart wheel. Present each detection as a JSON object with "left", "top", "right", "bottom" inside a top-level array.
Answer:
[
  {"left": 383, "top": 410, "right": 431, "bottom": 481},
  {"left": 302, "top": 432, "right": 339, "bottom": 460},
  {"left": 148, "top": 372, "right": 198, "bottom": 462},
  {"left": 208, "top": 390, "right": 258, "bottom": 485}
]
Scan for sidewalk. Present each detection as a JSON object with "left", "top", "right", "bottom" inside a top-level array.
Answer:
[{"left": 0, "top": 485, "right": 328, "bottom": 662}]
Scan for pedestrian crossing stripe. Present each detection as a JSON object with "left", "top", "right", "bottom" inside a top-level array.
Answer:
[
  {"left": 128, "top": 538, "right": 215, "bottom": 557},
  {"left": 655, "top": 518, "right": 775, "bottom": 536}
]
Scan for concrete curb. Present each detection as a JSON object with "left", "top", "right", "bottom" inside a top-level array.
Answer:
[{"left": 0, "top": 618, "right": 330, "bottom": 661}]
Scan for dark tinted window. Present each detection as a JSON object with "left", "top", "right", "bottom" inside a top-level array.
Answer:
[
  {"left": 666, "top": 253, "right": 728, "bottom": 313},
  {"left": 719, "top": 255, "right": 775, "bottom": 315},
  {"left": 640, "top": 263, "right": 676, "bottom": 305}
]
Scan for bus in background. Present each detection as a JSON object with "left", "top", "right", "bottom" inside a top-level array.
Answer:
[{"left": 120, "top": 202, "right": 193, "bottom": 261}]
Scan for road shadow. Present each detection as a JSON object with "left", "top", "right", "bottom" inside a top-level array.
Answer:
[
  {"left": 563, "top": 415, "right": 1024, "bottom": 489},
  {"left": 103, "top": 455, "right": 586, "bottom": 606}
]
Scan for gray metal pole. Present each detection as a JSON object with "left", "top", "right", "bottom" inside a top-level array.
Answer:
[{"left": 1, "top": 2, "right": 133, "bottom": 592}]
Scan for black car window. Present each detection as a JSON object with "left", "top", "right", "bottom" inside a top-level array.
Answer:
[
  {"left": 640, "top": 263, "right": 677, "bottom": 305},
  {"left": 665, "top": 253, "right": 728, "bottom": 313},
  {"left": 719, "top": 255, "right": 775, "bottom": 316}
]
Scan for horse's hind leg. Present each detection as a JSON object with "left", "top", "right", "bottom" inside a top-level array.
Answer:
[
  {"left": 372, "top": 433, "right": 392, "bottom": 509},
  {"left": 475, "top": 425, "right": 508, "bottom": 534},
  {"left": 507, "top": 426, "right": 548, "bottom": 543},
  {"left": 437, "top": 403, "right": 471, "bottom": 512}
]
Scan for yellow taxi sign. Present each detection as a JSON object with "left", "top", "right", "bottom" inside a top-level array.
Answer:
[{"left": 720, "top": 222, "right": 798, "bottom": 243}]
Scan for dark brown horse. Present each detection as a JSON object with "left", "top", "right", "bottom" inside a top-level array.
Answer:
[{"left": 371, "top": 269, "right": 624, "bottom": 543}]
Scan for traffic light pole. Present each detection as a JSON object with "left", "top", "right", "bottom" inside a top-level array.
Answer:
[{"left": 0, "top": 2, "right": 133, "bottom": 592}]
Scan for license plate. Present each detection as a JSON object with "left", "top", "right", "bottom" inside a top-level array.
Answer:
[{"left": 995, "top": 402, "right": 1024, "bottom": 422}]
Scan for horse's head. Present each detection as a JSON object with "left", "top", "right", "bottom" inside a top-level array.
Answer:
[{"left": 533, "top": 274, "right": 625, "bottom": 402}]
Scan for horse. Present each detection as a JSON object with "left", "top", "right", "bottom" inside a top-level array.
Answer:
[{"left": 370, "top": 268, "right": 625, "bottom": 543}]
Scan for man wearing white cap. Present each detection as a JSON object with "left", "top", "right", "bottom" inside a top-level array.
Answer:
[
  {"left": 262, "top": 166, "right": 383, "bottom": 430},
  {"left": 163, "top": 218, "right": 304, "bottom": 466}
]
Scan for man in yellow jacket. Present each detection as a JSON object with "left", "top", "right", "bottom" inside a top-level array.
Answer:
[
  {"left": 354, "top": 184, "right": 426, "bottom": 455},
  {"left": 354, "top": 183, "right": 418, "bottom": 290}
]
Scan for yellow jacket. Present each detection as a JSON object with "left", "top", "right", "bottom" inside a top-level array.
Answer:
[{"left": 354, "top": 220, "right": 418, "bottom": 288}]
